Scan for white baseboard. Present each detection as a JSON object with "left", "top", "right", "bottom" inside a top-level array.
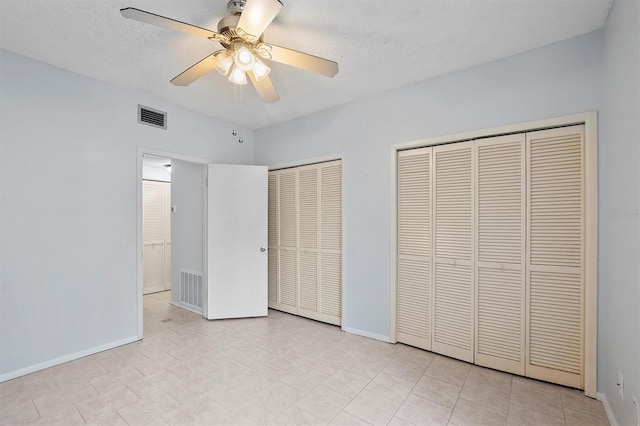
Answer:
[
  {"left": 598, "top": 392, "right": 619, "bottom": 426},
  {"left": 0, "top": 335, "right": 140, "bottom": 383},
  {"left": 343, "top": 326, "right": 391, "bottom": 343}
]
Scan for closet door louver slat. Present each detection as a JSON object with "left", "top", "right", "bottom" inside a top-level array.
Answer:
[
  {"left": 475, "top": 135, "right": 525, "bottom": 375},
  {"left": 526, "top": 125, "right": 584, "bottom": 389},
  {"left": 268, "top": 249, "right": 278, "bottom": 303},
  {"left": 433, "top": 142, "right": 474, "bottom": 362},
  {"left": 320, "top": 163, "right": 343, "bottom": 251},
  {"left": 298, "top": 251, "right": 318, "bottom": 312},
  {"left": 397, "top": 148, "right": 432, "bottom": 350},
  {"left": 279, "top": 250, "right": 297, "bottom": 308},
  {"left": 320, "top": 252, "right": 342, "bottom": 319}
]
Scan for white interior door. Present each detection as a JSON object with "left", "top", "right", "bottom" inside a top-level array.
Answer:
[{"left": 205, "top": 164, "right": 268, "bottom": 320}]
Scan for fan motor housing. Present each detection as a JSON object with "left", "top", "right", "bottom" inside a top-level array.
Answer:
[
  {"left": 227, "top": 0, "right": 245, "bottom": 15},
  {"left": 218, "top": 14, "right": 241, "bottom": 34}
]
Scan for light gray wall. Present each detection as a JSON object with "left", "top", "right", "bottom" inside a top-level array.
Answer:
[
  {"left": 255, "top": 31, "right": 603, "bottom": 340},
  {"left": 599, "top": 0, "right": 640, "bottom": 424},
  {"left": 142, "top": 160, "right": 171, "bottom": 182},
  {"left": 0, "top": 49, "right": 254, "bottom": 379},
  {"left": 170, "top": 160, "right": 204, "bottom": 306}
]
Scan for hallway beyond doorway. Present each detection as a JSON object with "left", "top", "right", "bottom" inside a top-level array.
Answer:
[{"left": 143, "top": 291, "right": 201, "bottom": 334}]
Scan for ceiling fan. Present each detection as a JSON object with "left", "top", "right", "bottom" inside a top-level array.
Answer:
[{"left": 120, "top": 0, "right": 339, "bottom": 103}]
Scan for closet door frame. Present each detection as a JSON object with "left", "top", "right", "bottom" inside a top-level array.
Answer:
[
  {"left": 268, "top": 154, "right": 346, "bottom": 330},
  {"left": 390, "top": 111, "right": 598, "bottom": 397}
]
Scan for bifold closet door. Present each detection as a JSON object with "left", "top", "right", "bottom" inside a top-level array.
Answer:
[
  {"left": 318, "top": 161, "right": 343, "bottom": 324},
  {"left": 277, "top": 170, "right": 298, "bottom": 314},
  {"left": 474, "top": 135, "right": 526, "bottom": 375},
  {"left": 297, "top": 165, "right": 319, "bottom": 319},
  {"left": 267, "top": 161, "right": 342, "bottom": 325},
  {"left": 143, "top": 180, "right": 171, "bottom": 295},
  {"left": 432, "top": 142, "right": 474, "bottom": 362},
  {"left": 397, "top": 147, "right": 432, "bottom": 351},
  {"left": 526, "top": 125, "right": 585, "bottom": 389}
]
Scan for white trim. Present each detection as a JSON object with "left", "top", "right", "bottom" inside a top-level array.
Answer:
[
  {"left": 389, "top": 111, "right": 598, "bottom": 395},
  {"left": 340, "top": 155, "right": 347, "bottom": 333},
  {"left": 583, "top": 112, "right": 599, "bottom": 398},
  {"left": 202, "top": 167, "right": 209, "bottom": 319},
  {"left": 136, "top": 147, "right": 211, "bottom": 340},
  {"left": 343, "top": 327, "right": 391, "bottom": 343},
  {"left": 394, "top": 112, "right": 594, "bottom": 151},
  {"left": 389, "top": 144, "right": 398, "bottom": 343},
  {"left": 0, "top": 336, "right": 139, "bottom": 383},
  {"left": 597, "top": 392, "right": 619, "bottom": 426},
  {"left": 267, "top": 153, "right": 344, "bottom": 171}
]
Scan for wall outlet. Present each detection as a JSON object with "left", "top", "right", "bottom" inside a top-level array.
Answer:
[
  {"left": 633, "top": 397, "right": 639, "bottom": 426},
  {"left": 617, "top": 371, "right": 624, "bottom": 399}
]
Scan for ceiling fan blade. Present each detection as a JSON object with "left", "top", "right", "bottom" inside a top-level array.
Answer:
[
  {"left": 263, "top": 44, "right": 338, "bottom": 78},
  {"left": 170, "top": 53, "right": 220, "bottom": 86},
  {"left": 121, "top": 7, "right": 217, "bottom": 39},
  {"left": 248, "top": 72, "right": 280, "bottom": 103},
  {"left": 237, "top": 0, "right": 283, "bottom": 39}
]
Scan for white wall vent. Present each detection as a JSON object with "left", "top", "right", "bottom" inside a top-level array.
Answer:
[
  {"left": 179, "top": 269, "right": 203, "bottom": 312},
  {"left": 138, "top": 105, "right": 167, "bottom": 129}
]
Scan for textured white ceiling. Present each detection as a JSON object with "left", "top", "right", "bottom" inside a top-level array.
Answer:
[{"left": 0, "top": 0, "right": 612, "bottom": 129}]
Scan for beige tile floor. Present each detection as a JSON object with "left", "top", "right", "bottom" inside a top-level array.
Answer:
[{"left": 0, "top": 291, "right": 609, "bottom": 426}]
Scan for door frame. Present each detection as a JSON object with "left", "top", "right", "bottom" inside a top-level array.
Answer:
[
  {"left": 136, "top": 147, "right": 210, "bottom": 339},
  {"left": 389, "top": 111, "right": 598, "bottom": 397}
]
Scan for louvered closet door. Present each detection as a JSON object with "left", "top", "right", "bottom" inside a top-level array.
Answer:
[
  {"left": 267, "top": 161, "right": 342, "bottom": 325},
  {"left": 143, "top": 180, "right": 167, "bottom": 295},
  {"left": 164, "top": 184, "right": 172, "bottom": 290},
  {"left": 526, "top": 125, "right": 585, "bottom": 389},
  {"left": 433, "top": 142, "right": 475, "bottom": 362},
  {"left": 297, "top": 166, "right": 320, "bottom": 318},
  {"left": 318, "top": 160, "right": 342, "bottom": 325},
  {"left": 277, "top": 170, "right": 298, "bottom": 314},
  {"left": 397, "top": 148, "right": 432, "bottom": 351},
  {"left": 475, "top": 135, "right": 526, "bottom": 375},
  {"left": 268, "top": 174, "right": 278, "bottom": 305}
]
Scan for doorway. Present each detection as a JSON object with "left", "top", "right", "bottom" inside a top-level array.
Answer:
[
  {"left": 138, "top": 149, "right": 210, "bottom": 338},
  {"left": 136, "top": 148, "right": 269, "bottom": 339}
]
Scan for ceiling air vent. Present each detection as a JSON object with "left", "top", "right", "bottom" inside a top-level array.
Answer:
[{"left": 138, "top": 105, "right": 167, "bottom": 129}]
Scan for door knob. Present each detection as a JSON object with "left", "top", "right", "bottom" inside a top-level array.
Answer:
[{"left": 260, "top": 247, "right": 266, "bottom": 252}]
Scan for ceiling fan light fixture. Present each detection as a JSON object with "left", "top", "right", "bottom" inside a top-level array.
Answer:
[
  {"left": 252, "top": 58, "right": 271, "bottom": 81},
  {"left": 234, "top": 45, "right": 256, "bottom": 71},
  {"left": 229, "top": 64, "right": 248, "bottom": 85},
  {"left": 213, "top": 51, "right": 233, "bottom": 76},
  {"left": 121, "top": 0, "right": 338, "bottom": 103}
]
